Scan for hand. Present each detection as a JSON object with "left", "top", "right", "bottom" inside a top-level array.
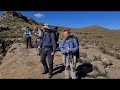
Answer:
[
  {"left": 51, "top": 52, "right": 55, "bottom": 55},
  {"left": 38, "top": 46, "right": 40, "bottom": 49},
  {"left": 67, "top": 47, "right": 72, "bottom": 53},
  {"left": 63, "top": 50, "right": 67, "bottom": 53}
]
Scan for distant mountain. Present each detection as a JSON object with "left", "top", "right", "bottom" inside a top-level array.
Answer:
[{"left": 71, "top": 25, "right": 110, "bottom": 33}]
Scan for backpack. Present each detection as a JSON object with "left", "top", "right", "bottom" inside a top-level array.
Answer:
[
  {"left": 41, "top": 25, "right": 59, "bottom": 48},
  {"left": 49, "top": 25, "right": 59, "bottom": 43},
  {"left": 63, "top": 35, "right": 79, "bottom": 61}
]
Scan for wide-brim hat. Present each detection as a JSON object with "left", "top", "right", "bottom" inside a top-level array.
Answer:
[{"left": 42, "top": 25, "right": 50, "bottom": 29}]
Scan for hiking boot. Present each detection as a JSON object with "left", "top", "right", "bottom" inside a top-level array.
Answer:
[
  {"left": 41, "top": 63, "right": 48, "bottom": 74},
  {"left": 48, "top": 72, "right": 52, "bottom": 78}
]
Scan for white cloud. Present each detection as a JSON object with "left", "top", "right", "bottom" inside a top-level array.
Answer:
[{"left": 34, "top": 13, "right": 45, "bottom": 18}]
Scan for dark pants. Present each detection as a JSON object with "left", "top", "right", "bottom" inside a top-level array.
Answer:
[
  {"left": 40, "top": 49, "right": 54, "bottom": 73},
  {"left": 26, "top": 36, "right": 32, "bottom": 49}
]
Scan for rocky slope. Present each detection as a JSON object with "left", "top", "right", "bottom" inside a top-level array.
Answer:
[
  {"left": 1, "top": 11, "right": 120, "bottom": 79},
  {"left": 0, "top": 42, "right": 120, "bottom": 79},
  {"left": 0, "top": 11, "right": 43, "bottom": 61}
]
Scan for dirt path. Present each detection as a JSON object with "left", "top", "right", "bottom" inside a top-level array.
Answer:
[
  {"left": 0, "top": 43, "right": 68, "bottom": 79},
  {"left": 1, "top": 43, "right": 120, "bottom": 79}
]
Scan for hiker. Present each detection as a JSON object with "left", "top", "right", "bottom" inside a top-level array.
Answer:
[
  {"left": 34, "top": 26, "right": 44, "bottom": 55},
  {"left": 60, "top": 30, "right": 79, "bottom": 79},
  {"left": 34, "top": 27, "right": 41, "bottom": 48},
  {"left": 23, "top": 26, "right": 32, "bottom": 49},
  {"left": 39, "top": 24, "right": 57, "bottom": 78}
]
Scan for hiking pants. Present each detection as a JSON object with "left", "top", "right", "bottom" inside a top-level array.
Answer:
[
  {"left": 36, "top": 38, "right": 41, "bottom": 47},
  {"left": 64, "top": 56, "right": 77, "bottom": 79},
  {"left": 40, "top": 49, "right": 54, "bottom": 73},
  {"left": 26, "top": 36, "right": 32, "bottom": 48}
]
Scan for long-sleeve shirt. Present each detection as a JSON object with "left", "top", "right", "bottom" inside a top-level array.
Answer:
[
  {"left": 39, "top": 31, "right": 56, "bottom": 53},
  {"left": 60, "top": 35, "right": 79, "bottom": 59}
]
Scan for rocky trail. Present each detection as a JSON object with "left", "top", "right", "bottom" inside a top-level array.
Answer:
[{"left": 0, "top": 43, "right": 120, "bottom": 79}]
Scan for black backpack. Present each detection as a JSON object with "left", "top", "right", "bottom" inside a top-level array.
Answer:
[
  {"left": 41, "top": 25, "right": 59, "bottom": 48},
  {"left": 71, "top": 35, "right": 80, "bottom": 61},
  {"left": 49, "top": 25, "right": 59, "bottom": 48},
  {"left": 49, "top": 25, "right": 59, "bottom": 41}
]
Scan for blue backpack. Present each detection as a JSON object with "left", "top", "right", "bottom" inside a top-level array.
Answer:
[{"left": 62, "top": 35, "right": 80, "bottom": 61}]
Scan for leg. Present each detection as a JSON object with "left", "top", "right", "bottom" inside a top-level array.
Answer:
[
  {"left": 26, "top": 37, "right": 29, "bottom": 49},
  {"left": 65, "top": 59, "right": 70, "bottom": 79},
  {"left": 37, "top": 39, "right": 41, "bottom": 55},
  {"left": 38, "top": 48, "right": 41, "bottom": 56},
  {"left": 73, "top": 55, "right": 77, "bottom": 69},
  {"left": 63, "top": 54, "right": 66, "bottom": 66},
  {"left": 35, "top": 39, "right": 38, "bottom": 48},
  {"left": 47, "top": 50, "right": 54, "bottom": 78},
  {"left": 70, "top": 59, "right": 77, "bottom": 79},
  {"left": 29, "top": 36, "right": 32, "bottom": 48},
  {"left": 40, "top": 50, "right": 48, "bottom": 74}
]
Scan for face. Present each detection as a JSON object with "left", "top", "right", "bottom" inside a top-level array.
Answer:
[
  {"left": 63, "top": 31, "right": 70, "bottom": 39},
  {"left": 45, "top": 28, "right": 49, "bottom": 32}
]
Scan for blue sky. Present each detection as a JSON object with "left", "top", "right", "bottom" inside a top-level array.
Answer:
[{"left": 1, "top": 11, "right": 120, "bottom": 30}]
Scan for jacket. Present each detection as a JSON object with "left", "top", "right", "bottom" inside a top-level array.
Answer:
[{"left": 60, "top": 35, "right": 79, "bottom": 60}]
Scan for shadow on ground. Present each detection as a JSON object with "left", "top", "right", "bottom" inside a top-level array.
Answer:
[
  {"left": 52, "top": 64, "right": 65, "bottom": 76},
  {"left": 52, "top": 63, "right": 93, "bottom": 79},
  {"left": 76, "top": 63, "right": 93, "bottom": 79}
]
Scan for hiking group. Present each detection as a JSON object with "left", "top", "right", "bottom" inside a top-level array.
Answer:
[{"left": 23, "top": 24, "right": 79, "bottom": 79}]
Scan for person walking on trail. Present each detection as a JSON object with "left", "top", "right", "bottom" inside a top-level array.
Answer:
[
  {"left": 34, "top": 26, "right": 44, "bottom": 56},
  {"left": 60, "top": 30, "right": 79, "bottom": 79},
  {"left": 23, "top": 26, "right": 32, "bottom": 49},
  {"left": 39, "top": 24, "right": 57, "bottom": 78}
]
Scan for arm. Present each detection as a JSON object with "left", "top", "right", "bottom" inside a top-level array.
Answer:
[
  {"left": 60, "top": 39, "right": 68, "bottom": 53},
  {"left": 39, "top": 39, "right": 43, "bottom": 48},
  {"left": 71, "top": 38, "right": 79, "bottom": 53},
  {"left": 60, "top": 39, "right": 65, "bottom": 52},
  {"left": 29, "top": 30, "right": 32, "bottom": 37},
  {"left": 51, "top": 32, "right": 56, "bottom": 53}
]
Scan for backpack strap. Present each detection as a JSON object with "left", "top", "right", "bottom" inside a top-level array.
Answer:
[
  {"left": 71, "top": 35, "right": 79, "bottom": 46},
  {"left": 71, "top": 35, "right": 75, "bottom": 47},
  {"left": 62, "top": 38, "right": 66, "bottom": 46}
]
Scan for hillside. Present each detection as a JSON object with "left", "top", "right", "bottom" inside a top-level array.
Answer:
[
  {"left": 0, "top": 11, "right": 120, "bottom": 79},
  {"left": 1, "top": 42, "right": 120, "bottom": 79}
]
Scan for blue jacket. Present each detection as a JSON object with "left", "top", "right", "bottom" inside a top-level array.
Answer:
[
  {"left": 39, "top": 31, "right": 56, "bottom": 53},
  {"left": 60, "top": 35, "right": 79, "bottom": 60}
]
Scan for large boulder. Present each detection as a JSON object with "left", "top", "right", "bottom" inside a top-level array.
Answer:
[
  {"left": 101, "top": 55, "right": 113, "bottom": 67},
  {"left": 91, "top": 61, "right": 107, "bottom": 76},
  {"left": 80, "top": 57, "right": 93, "bottom": 64}
]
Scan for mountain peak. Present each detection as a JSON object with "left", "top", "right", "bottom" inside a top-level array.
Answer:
[
  {"left": 86, "top": 25, "right": 104, "bottom": 28},
  {"left": 2, "top": 11, "right": 22, "bottom": 17}
]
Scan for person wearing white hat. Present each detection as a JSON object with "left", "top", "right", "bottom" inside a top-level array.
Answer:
[{"left": 38, "top": 24, "right": 57, "bottom": 78}]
